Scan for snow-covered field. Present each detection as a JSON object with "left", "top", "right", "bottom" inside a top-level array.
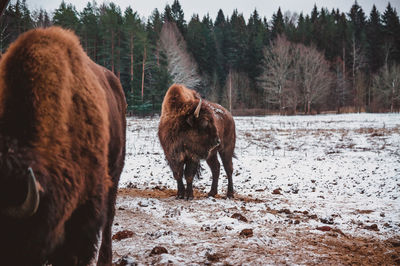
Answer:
[{"left": 112, "top": 113, "right": 400, "bottom": 265}]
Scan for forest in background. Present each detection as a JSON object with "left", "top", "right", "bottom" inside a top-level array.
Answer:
[{"left": 1, "top": 0, "right": 399, "bottom": 115}]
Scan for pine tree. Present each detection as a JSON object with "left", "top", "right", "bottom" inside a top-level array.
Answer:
[
  {"left": 348, "top": 0, "right": 366, "bottom": 42},
  {"left": 53, "top": 1, "right": 79, "bottom": 31},
  {"left": 122, "top": 6, "right": 142, "bottom": 93},
  {"left": 98, "top": 3, "right": 123, "bottom": 76},
  {"left": 145, "top": 9, "right": 170, "bottom": 113},
  {"left": 271, "top": 7, "right": 284, "bottom": 39},
  {"left": 19, "top": 0, "right": 32, "bottom": 32},
  {"left": 348, "top": 1, "right": 367, "bottom": 111},
  {"left": 382, "top": 2, "right": 400, "bottom": 64},
  {"left": 366, "top": 5, "right": 384, "bottom": 73},
  {"left": 320, "top": 8, "right": 337, "bottom": 61},
  {"left": 162, "top": 4, "right": 173, "bottom": 23},
  {"left": 213, "top": 9, "right": 228, "bottom": 97},
  {"left": 32, "top": 8, "right": 51, "bottom": 28},
  {"left": 1, "top": 0, "right": 33, "bottom": 51},
  {"left": 311, "top": 4, "right": 319, "bottom": 23},
  {"left": 296, "top": 13, "right": 312, "bottom": 45},
  {"left": 227, "top": 9, "right": 247, "bottom": 70},
  {"left": 187, "top": 14, "right": 211, "bottom": 76},
  {"left": 171, "top": 0, "right": 186, "bottom": 36},
  {"left": 245, "top": 9, "right": 265, "bottom": 80},
  {"left": 80, "top": 1, "right": 99, "bottom": 60},
  {"left": 147, "top": 9, "right": 163, "bottom": 45},
  {"left": 336, "top": 11, "right": 352, "bottom": 108},
  {"left": 244, "top": 9, "right": 268, "bottom": 107}
]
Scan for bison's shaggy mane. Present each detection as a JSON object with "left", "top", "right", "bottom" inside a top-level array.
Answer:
[{"left": 161, "top": 83, "right": 200, "bottom": 118}]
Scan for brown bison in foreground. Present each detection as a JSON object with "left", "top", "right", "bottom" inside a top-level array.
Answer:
[
  {"left": 0, "top": 27, "right": 126, "bottom": 265},
  {"left": 158, "top": 84, "right": 236, "bottom": 200}
]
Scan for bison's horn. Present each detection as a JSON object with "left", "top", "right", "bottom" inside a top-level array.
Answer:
[
  {"left": 2, "top": 167, "right": 40, "bottom": 218},
  {"left": 194, "top": 98, "right": 202, "bottom": 118}
]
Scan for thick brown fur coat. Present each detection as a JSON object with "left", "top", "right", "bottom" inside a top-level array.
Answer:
[
  {"left": 0, "top": 27, "right": 126, "bottom": 265},
  {"left": 158, "top": 84, "right": 236, "bottom": 199}
]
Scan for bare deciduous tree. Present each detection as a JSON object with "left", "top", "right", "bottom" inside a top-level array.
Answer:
[
  {"left": 295, "top": 43, "right": 332, "bottom": 114},
  {"left": 373, "top": 64, "right": 400, "bottom": 112},
  {"left": 350, "top": 35, "right": 366, "bottom": 112},
  {"left": 259, "top": 35, "right": 293, "bottom": 114},
  {"left": 159, "top": 22, "right": 201, "bottom": 89},
  {"left": 260, "top": 35, "right": 332, "bottom": 114}
]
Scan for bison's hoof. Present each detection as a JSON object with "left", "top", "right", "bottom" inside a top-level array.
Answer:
[
  {"left": 226, "top": 192, "right": 234, "bottom": 199},
  {"left": 186, "top": 195, "right": 194, "bottom": 200},
  {"left": 208, "top": 191, "right": 217, "bottom": 197},
  {"left": 176, "top": 194, "right": 185, "bottom": 199}
]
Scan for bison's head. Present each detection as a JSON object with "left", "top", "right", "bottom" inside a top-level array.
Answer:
[
  {"left": 0, "top": 139, "right": 40, "bottom": 219},
  {"left": 185, "top": 98, "right": 221, "bottom": 158}
]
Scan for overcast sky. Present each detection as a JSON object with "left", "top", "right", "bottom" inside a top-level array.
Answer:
[{"left": 19, "top": 0, "right": 400, "bottom": 21}]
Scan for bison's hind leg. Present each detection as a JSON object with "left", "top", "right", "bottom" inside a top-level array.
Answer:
[
  {"left": 206, "top": 152, "right": 220, "bottom": 197},
  {"left": 220, "top": 151, "right": 234, "bottom": 198}
]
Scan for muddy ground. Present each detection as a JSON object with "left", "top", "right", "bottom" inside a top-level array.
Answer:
[{"left": 111, "top": 188, "right": 400, "bottom": 265}]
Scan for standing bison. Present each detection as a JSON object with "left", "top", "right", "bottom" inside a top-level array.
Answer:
[
  {"left": 0, "top": 27, "right": 126, "bottom": 265},
  {"left": 158, "top": 84, "right": 236, "bottom": 200}
]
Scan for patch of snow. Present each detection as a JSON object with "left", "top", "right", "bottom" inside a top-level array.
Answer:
[{"left": 115, "top": 113, "right": 400, "bottom": 263}]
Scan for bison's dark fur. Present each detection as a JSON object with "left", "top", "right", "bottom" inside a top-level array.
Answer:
[
  {"left": 158, "top": 84, "right": 236, "bottom": 199},
  {"left": 0, "top": 27, "right": 126, "bottom": 265}
]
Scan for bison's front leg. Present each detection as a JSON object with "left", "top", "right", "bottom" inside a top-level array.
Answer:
[
  {"left": 170, "top": 161, "right": 185, "bottom": 199},
  {"left": 176, "top": 178, "right": 185, "bottom": 199},
  {"left": 184, "top": 160, "right": 199, "bottom": 200},
  {"left": 206, "top": 152, "right": 220, "bottom": 197}
]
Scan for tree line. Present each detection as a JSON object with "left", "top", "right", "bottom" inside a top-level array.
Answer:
[{"left": 1, "top": 0, "right": 399, "bottom": 114}]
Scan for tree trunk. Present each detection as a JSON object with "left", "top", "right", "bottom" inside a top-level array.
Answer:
[
  {"left": 103, "top": 39, "right": 106, "bottom": 66},
  {"left": 117, "top": 32, "right": 120, "bottom": 79},
  {"left": 352, "top": 36, "right": 356, "bottom": 109},
  {"left": 342, "top": 42, "right": 346, "bottom": 111},
  {"left": 279, "top": 84, "right": 282, "bottom": 115},
  {"left": 84, "top": 32, "right": 88, "bottom": 54},
  {"left": 391, "top": 81, "right": 394, "bottom": 113},
  {"left": 130, "top": 33, "right": 134, "bottom": 93},
  {"left": 141, "top": 45, "right": 147, "bottom": 101},
  {"left": 111, "top": 30, "right": 115, "bottom": 73},
  {"left": 229, "top": 69, "right": 232, "bottom": 111},
  {"left": 156, "top": 47, "right": 160, "bottom": 67},
  {"left": 94, "top": 38, "right": 97, "bottom": 62}
]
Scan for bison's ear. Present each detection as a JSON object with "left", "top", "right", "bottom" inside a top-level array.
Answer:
[
  {"left": 200, "top": 119, "right": 209, "bottom": 129},
  {"left": 186, "top": 115, "right": 194, "bottom": 127}
]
